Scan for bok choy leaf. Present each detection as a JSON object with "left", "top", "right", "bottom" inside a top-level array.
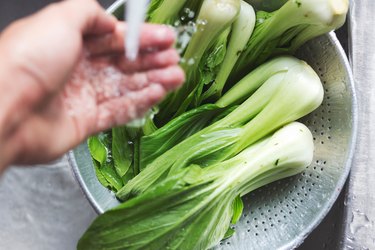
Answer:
[
  {"left": 232, "top": 0, "right": 349, "bottom": 79},
  {"left": 78, "top": 122, "right": 314, "bottom": 250},
  {"left": 116, "top": 56, "right": 323, "bottom": 200}
]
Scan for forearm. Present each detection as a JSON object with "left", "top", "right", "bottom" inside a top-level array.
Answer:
[
  {"left": 0, "top": 25, "right": 38, "bottom": 171},
  {"left": 0, "top": 139, "right": 17, "bottom": 174},
  {"left": 0, "top": 60, "right": 19, "bottom": 172}
]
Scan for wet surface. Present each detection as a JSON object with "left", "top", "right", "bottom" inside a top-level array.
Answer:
[
  {"left": 0, "top": 1, "right": 360, "bottom": 250},
  {"left": 0, "top": 158, "right": 96, "bottom": 250}
]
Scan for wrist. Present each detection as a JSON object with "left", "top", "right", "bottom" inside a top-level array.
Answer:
[
  {"left": 0, "top": 141, "right": 13, "bottom": 174},
  {"left": 0, "top": 53, "right": 22, "bottom": 172},
  {"left": 0, "top": 121, "right": 15, "bottom": 172}
]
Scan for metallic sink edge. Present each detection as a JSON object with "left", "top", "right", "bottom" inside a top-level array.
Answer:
[
  {"left": 68, "top": 0, "right": 359, "bottom": 249},
  {"left": 106, "top": 0, "right": 125, "bottom": 14},
  {"left": 283, "top": 32, "right": 358, "bottom": 250},
  {"left": 68, "top": 150, "right": 104, "bottom": 214}
]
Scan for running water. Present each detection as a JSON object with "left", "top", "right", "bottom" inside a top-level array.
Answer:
[
  {"left": 123, "top": 0, "right": 150, "bottom": 127},
  {"left": 125, "top": 0, "right": 149, "bottom": 61}
]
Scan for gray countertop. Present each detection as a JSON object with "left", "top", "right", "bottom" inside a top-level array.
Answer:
[
  {"left": 342, "top": 0, "right": 375, "bottom": 248},
  {"left": 0, "top": 0, "right": 374, "bottom": 249}
]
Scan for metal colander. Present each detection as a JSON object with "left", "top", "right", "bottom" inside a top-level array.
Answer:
[{"left": 68, "top": 1, "right": 357, "bottom": 249}]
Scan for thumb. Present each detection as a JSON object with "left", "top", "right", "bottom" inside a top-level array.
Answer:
[{"left": 61, "top": 0, "right": 117, "bottom": 35}]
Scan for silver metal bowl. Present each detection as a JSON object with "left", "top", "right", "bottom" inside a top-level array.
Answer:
[{"left": 68, "top": 1, "right": 358, "bottom": 249}]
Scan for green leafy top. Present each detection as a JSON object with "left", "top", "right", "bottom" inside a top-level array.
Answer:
[{"left": 79, "top": 122, "right": 314, "bottom": 250}]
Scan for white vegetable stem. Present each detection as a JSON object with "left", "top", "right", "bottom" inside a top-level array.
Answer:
[
  {"left": 234, "top": 0, "right": 349, "bottom": 75},
  {"left": 203, "top": 0, "right": 256, "bottom": 100},
  {"left": 236, "top": 122, "right": 314, "bottom": 195},
  {"left": 162, "top": 0, "right": 240, "bottom": 118},
  {"left": 205, "top": 122, "right": 314, "bottom": 196},
  {"left": 216, "top": 57, "right": 323, "bottom": 152},
  {"left": 183, "top": 0, "right": 241, "bottom": 65}
]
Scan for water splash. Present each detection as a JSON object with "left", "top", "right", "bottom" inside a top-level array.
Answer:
[
  {"left": 125, "top": 0, "right": 149, "bottom": 61},
  {"left": 174, "top": 20, "right": 197, "bottom": 55}
]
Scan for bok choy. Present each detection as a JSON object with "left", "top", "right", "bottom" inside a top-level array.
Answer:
[
  {"left": 81, "top": 0, "right": 348, "bottom": 248},
  {"left": 116, "top": 57, "right": 323, "bottom": 200},
  {"left": 201, "top": 0, "right": 256, "bottom": 101},
  {"left": 78, "top": 122, "right": 314, "bottom": 250},
  {"left": 245, "top": 0, "right": 288, "bottom": 11},
  {"left": 147, "top": 0, "right": 189, "bottom": 24},
  {"left": 138, "top": 56, "right": 310, "bottom": 170},
  {"left": 158, "top": 0, "right": 241, "bottom": 121},
  {"left": 232, "top": 0, "right": 349, "bottom": 78}
]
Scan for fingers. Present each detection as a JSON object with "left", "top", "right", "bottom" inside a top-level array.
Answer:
[
  {"left": 115, "top": 48, "right": 180, "bottom": 73},
  {"left": 95, "top": 65, "right": 184, "bottom": 102},
  {"left": 86, "top": 23, "right": 176, "bottom": 56},
  {"left": 60, "top": 0, "right": 117, "bottom": 35},
  {"left": 73, "top": 55, "right": 184, "bottom": 102},
  {"left": 145, "top": 65, "right": 185, "bottom": 91},
  {"left": 95, "top": 84, "right": 166, "bottom": 131}
]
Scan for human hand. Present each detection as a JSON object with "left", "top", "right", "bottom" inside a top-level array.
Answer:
[{"left": 0, "top": 0, "right": 184, "bottom": 170}]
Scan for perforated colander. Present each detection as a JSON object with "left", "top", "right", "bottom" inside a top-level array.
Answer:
[{"left": 68, "top": 1, "right": 357, "bottom": 249}]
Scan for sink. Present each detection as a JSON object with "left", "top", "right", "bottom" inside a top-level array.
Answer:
[{"left": 0, "top": 1, "right": 373, "bottom": 249}]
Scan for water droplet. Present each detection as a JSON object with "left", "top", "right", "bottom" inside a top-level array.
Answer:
[
  {"left": 346, "top": 236, "right": 355, "bottom": 244},
  {"left": 344, "top": 195, "right": 356, "bottom": 206},
  {"left": 173, "top": 20, "right": 181, "bottom": 27},
  {"left": 196, "top": 19, "right": 208, "bottom": 26},
  {"left": 174, "top": 20, "right": 197, "bottom": 54},
  {"left": 350, "top": 210, "right": 374, "bottom": 235},
  {"left": 188, "top": 10, "right": 195, "bottom": 19},
  {"left": 187, "top": 58, "right": 195, "bottom": 65}
]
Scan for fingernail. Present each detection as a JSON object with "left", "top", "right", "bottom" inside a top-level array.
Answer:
[{"left": 155, "top": 25, "right": 176, "bottom": 41}]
